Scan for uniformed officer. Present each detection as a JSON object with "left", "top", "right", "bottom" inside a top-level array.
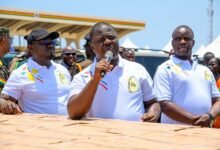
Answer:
[
  {"left": 61, "top": 46, "right": 82, "bottom": 79},
  {"left": 0, "top": 27, "right": 12, "bottom": 92}
]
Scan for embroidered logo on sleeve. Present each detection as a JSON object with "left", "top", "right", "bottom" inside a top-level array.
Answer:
[{"left": 128, "top": 76, "right": 139, "bottom": 93}]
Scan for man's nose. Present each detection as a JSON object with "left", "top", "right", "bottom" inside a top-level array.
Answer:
[
  {"left": 180, "top": 38, "right": 186, "bottom": 44},
  {"left": 104, "top": 38, "right": 111, "bottom": 45}
]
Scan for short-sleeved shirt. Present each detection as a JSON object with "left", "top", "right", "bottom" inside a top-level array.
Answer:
[
  {"left": 2, "top": 58, "right": 71, "bottom": 115},
  {"left": 69, "top": 56, "right": 155, "bottom": 121},
  {"left": 154, "top": 56, "right": 220, "bottom": 124},
  {"left": 0, "top": 59, "right": 9, "bottom": 93}
]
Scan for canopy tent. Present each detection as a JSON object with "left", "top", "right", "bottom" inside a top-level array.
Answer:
[
  {"left": 193, "top": 44, "right": 206, "bottom": 57},
  {"left": 194, "top": 36, "right": 220, "bottom": 57},
  {"left": 162, "top": 39, "right": 172, "bottom": 53},
  {"left": 205, "top": 36, "right": 220, "bottom": 57},
  {"left": 144, "top": 44, "right": 149, "bottom": 50},
  {"left": 121, "top": 37, "right": 138, "bottom": 49}
]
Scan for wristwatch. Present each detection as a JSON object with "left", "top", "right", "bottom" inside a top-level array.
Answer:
[{"left": 207, "top": 113, "right": 214, "bottom": 128}]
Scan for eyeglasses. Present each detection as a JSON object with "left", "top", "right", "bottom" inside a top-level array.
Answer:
[
  {"left": 32, "top": 40, "right": 57, "bottom": 47},
  {"left": 92, "top": 35, "right": 117, "bottom": 43},
  {"left": 64, "top": 53, "right": 76, "bottom": 56}
]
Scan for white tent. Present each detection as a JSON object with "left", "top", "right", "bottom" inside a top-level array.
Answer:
[
  {"left": 194, "top": 44, "right": 206, "bottom": 57},
  {"left": 144, "top": 44, "right": 149, "bottom": 49},
  {"left": 162, "top": 39, "right": 172, "bottom": 52},
  {"left": 206, "top": 36, "right": 220, "bottom": 57},
  {"left": 194, "top": 36, "right": 220, "bottom": 57},
  {"left": 121, "top": 37, "right": 138, "bottom": 49}
]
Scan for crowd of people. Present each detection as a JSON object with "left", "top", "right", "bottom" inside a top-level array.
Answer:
[{"left": 0, "top": 22, "right": 220, "bottom": 128}]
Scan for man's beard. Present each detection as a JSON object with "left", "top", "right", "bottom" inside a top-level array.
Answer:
[{"left": 47, "top": 52, "right": 55, "bottom": 60}]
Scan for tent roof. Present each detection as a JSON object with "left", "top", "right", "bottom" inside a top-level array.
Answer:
[
  {"left": 206, "top": 36, "right": 220, "bottom": 57},
  {"left": 194, "top": 44, "right": 206, "bottom": 56},
  {"left": 0, "top": 7, "right": 145, "bottom": 48},
  {"left": 162, "top": 39, "right": 172, "bottom": 52},
  {"left": 121, "top": 37, "right": 138, "bottom": 48},
  {"left": 194, "top": 36, "right": 220, "bottom": 57}
]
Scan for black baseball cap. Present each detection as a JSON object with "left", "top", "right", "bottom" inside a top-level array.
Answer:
[{"left": 24, "top": 28, "right": 59, "bottom": 45}]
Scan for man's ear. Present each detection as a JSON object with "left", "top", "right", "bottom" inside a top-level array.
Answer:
[
  {"left": 90, "top": 43, "right": 95, "bottom": 53},
  {"left": 28, "top": 45, "right": 33, "bottom": 50},
  {"left": 192, "top": 40, "right": 195, "bottom": 47}
]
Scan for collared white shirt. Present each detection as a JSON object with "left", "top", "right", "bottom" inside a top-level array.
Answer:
[
  {"left": 154, "top": 56, "right": 220, "bottom": 124},
  {"left": 2, "top": 57, "right": 71, "bottom": 115},
  {"left": 69, "top": 56, "right": 155, "bottom": 121}
]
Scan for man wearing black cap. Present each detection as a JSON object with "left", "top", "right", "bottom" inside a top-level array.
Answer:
[
  {"left": 0, "top": 28, "right": 71, "bottom": 115},
  {"left": 0, "top": 27, "right": 12, "bottom": 93}
]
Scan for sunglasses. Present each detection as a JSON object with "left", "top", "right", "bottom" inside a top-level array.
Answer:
[
  {"left": 64, "top": 53, "right": 76, "bottom": 56},
  {"left": 32, "top": 40, "right": 58, "bottom": 47}
]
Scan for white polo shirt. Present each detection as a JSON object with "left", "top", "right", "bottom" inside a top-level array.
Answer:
[
  {"left": 69, "top": 56, "right": 155, "bottom": 121},
  {"left": 2, "top": 58, "right": 71, "bottom": 115},
  {"left": 154, "top": 56, "right": 220, "bottom": 124}
]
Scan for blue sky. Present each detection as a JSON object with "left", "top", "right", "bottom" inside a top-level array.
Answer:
[{"left": 1, "top": 0, "right": 220, "bottom": 52}]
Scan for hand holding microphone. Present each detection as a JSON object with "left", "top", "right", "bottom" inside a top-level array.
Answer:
[
  {"left": 94, "top": 51, "right": 113, "bottom": 81},
  {"left": 100, "top": 51, "right": 113, "bottom": 77}
]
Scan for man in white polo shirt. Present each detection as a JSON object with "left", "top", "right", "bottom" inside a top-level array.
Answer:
[
  {"left": 67, "top": 22, "right": 161, "bottom": 121},
  {"left": 0, "top": 29, "right": 71, "bottom": 115},
  {"left": 154, "top": 25, "right": 220, "bottom": 127}
]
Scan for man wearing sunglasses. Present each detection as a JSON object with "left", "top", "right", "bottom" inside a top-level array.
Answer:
[
  {"left": 61, "top": 46, "right": 82, "bottom": 79},
  {"left": 0, "top": 28, "right": 71, "bottom": 115},
  {"left": 0, "top": 27, "right": 12, "bottom": 93}
]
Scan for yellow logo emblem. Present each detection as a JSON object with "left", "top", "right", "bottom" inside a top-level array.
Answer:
[
  {"left": 204, "top": 71, "right": 212, "bottom": 81},
  {"left": 128, "top": 76, "right": 139, "bottom": 93},
  {"left": 59, "top": 72, "right": 68, "bottom": 84}
]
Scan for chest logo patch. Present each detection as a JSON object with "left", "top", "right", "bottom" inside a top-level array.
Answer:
[
  {"left": 128, "top": 76, "right": 139, "bottom": 93},
  {"left": 204, "top": 70, "right": 212, "bottom": 81},
  {"left": 59, "top": 72, "right": 68, "bottom": 84}
]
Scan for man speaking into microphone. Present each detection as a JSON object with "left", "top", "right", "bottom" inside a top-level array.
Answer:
[{"left": 67, "top": 22, "right": 161, "bottom": 122}]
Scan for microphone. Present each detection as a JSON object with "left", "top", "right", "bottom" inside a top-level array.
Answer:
[{"left": 100, "top": 51, "right": 113, "bottom": 77}]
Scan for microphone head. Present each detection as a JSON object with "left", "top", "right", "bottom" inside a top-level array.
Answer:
[{"left": 105, "top": 51, "right": 113, "bottom": 62}]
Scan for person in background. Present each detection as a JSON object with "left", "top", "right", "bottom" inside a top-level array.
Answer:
[
  {"left": 0, "top": 28, "right": 71, "bottom": 115},
  {"left": 119, "top": 46, "right": 126, "bottom": 58},
  {"left": 8, "top": 48, "right": 31, "bottom": 73},
  {"left": 154, "top": 25, "right": 220, "bottom": 127},
  {"left": 79, "top": 33, "right": 95, "bottom": 70},
  {"left": 208, "top": 57, "right": 220, "bottom": 128},
  {"left": 61, "top": 46, "right": 82, "bottom": 79},
  {"left": 67, "top": 22, "right": 161, "bottom": 122},
  {"left": 122, "top": 48, "right": 135, "bottom": 61},
  {"left": 208, "top": 57, "right": 220, "bottom": 91},
  {"left": 0, "top": 27, "right": 12, "bottom": 93},
  {"left": 203, "top": 52, "right": 215, "bottom": 67},
  {"left": 169, "top": 49, "right": 174, "bottom": 57}
]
